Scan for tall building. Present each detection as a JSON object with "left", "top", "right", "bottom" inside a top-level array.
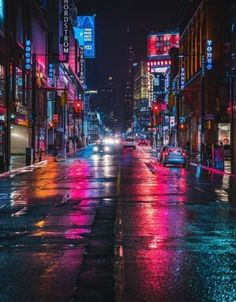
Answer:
[
  {"left": 99, "top": 76, "right": 119, "bottom": 132},
  {"left": 124, "top": 45, "right": 135, "bottom": 131},
  {"left": 0, "top": 0, "right": 88, "bottom": 172},
  {"left": 178, "top": 0, "right": 235, "bottom": 155},
  {"left": 123, "top": 25, "right": 136, "bottom": 131}
]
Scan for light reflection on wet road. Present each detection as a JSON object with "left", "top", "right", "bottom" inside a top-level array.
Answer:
[
  {"left": 0, "top": 146, "right": 236, "bottom": 302},
  {"left": 121, "top": 149, "right": 236, "bottom": 302}
]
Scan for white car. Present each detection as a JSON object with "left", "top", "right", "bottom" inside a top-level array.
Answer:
[{"left": 123, "top": 138, "right": 136, "bottom": 149}]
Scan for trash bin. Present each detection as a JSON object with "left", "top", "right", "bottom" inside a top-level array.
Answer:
[{"left": 26, "top": 147, "right": 33, "bottom": 166}]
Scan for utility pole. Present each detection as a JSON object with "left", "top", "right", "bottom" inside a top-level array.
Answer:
[
  {"left": 200, "top": 54, "right": 206, "bottom": 164},
  {"left": 5, "top": 41, "right": 11, "bottom": 171},
  {"left": 31, "top": 54, "right": 37, "bottom": 163}
]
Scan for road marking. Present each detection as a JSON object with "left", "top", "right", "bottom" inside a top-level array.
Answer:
[
  {"left": 55, "top": 192, "right": 70, "bottom": 207},
  {"left": 114, "top": 166, "right": 125, "bottom": 302}
]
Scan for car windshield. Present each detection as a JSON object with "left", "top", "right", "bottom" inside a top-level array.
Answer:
[{"left": 168, "top": 148, "right": 183, "bottom": 153}]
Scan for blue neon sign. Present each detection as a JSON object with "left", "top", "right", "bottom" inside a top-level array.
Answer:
[
  {"left": 206, "top": 40, "right": 213, "bottom": 70},
  {"left": 24, "top": 40, "right": 32, "bottom": 70}
]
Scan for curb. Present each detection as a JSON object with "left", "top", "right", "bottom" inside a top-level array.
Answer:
[
  {"left": 0, "top": 160, "right": 48, "bottom": 178},
  {"left": 190, "top": 162, "right": 236, "bottom": 178},
  {"left": 0, "top": 146, "right": 88, "bottom": 178}
]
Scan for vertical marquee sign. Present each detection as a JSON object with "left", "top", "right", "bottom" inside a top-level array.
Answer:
[
  {"left": 62, "top": 0, "right": 69, "bottom": 55},
  {"left": 206, "top": 40, "right": 213, "bottom": 70},
  {"left": 180, "top": 67, "right": 185, "bottom": 90},
  {"left": 24, "top": 40, "right": 32, "bottom": 70},
  {"left": 79, "top": 46, "right": 85, "bottom": 87}
]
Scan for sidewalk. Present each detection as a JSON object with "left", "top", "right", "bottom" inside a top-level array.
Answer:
[{"left": 1, "top": 147, "right": 85, "bottom": 175}]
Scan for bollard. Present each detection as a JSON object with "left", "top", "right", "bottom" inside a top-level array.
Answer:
[
  {"left": 39, "top": 148, "right": 43, "bottom": 162},
  {"left": 26, "top": 147, "right": 33, "bottom": 166}
]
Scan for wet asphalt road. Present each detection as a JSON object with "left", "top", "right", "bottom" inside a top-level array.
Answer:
[{"left": 0, "top": 146, "right": 236, "bottom": 302}]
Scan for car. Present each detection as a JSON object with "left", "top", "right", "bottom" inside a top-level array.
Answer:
[
  {"left": 138, "top": 139, "right": 148, "bottom": 146},
  {"left": 157, "top": 146, "right": 169, "bottom": 163},
  {"left": 93, "top": 143, "right": 113, "bottom": 154},
  {"left": 123, "top": 138, "right": 136, "bottom": 149},
  {"left": 162, "top": 147, "right": 187, "bottom": 167}
]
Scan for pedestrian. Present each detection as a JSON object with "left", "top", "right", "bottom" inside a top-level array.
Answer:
[
  {"left": 205, "top": 144, "right": 212, "bottom": 166},
  {"left": 214, "top": 144, "right": 224, "bottom": 170},
  {"left": 212, "top": 144, "right": 217, "bottom": 168}
]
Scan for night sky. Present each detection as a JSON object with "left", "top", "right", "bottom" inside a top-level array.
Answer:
[{"left": 77, "top": 0, "right": 190, "bottom": 125}]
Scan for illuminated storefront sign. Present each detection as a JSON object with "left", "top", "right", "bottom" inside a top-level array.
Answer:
[
  {"left": 48, "top": 63, "right": 56, "bottom": 86},
  {"left": 24, "top": 40, "right": 32, "bottom": 70},
  {"left": 147, "top": 32, "right": 179, "bottom": 58},
  {"left": 62, "top": 0, "right": 69, "bottom": 54},
  {"left": 206, "top": 40, "right": 213, "bottom": 70},
  {"left": 74, "top": 16, "right": 95, "bottom": 58},
  {"left": 180, "top": 67, "right": 185, "bottom": 90},
  {"left": 147, "top": 60, "right": 171, "bottom": 67},
  {"left": 148, "top": 74, "right": 154, "bottom": 106}
]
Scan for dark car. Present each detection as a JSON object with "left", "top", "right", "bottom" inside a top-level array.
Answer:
[
  {"left": 157, "top": 146, "right": 169, "bottom": 163},
  {"left": 162, "top": 147, "right": 187, "bottom": 167},
  {"left": 138, "top": 139, "right": 148, "bottom": 146},
  {"left": 93, "top": 143, "right": 113, "bottom": 154}
]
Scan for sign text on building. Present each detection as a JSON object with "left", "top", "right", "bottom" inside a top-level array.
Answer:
[{"left": 62, "top": 0, "right": 69, "bottom": 54}]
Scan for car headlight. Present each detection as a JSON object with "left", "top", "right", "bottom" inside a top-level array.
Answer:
[
  {"left": 93, "top": 146, "right": 99, "bottom": 152},
  {"left": 104, "top": 146, "right": 110, "bottom": 152}
]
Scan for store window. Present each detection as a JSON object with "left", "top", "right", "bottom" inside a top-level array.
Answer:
[
  {"left": 0, "top": 64, "right": 5, "bottom": 106},
  {"left": 15, "top": 67, "right": 23, "bottom": 103}
]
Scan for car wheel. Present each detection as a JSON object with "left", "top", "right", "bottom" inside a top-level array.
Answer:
[{"left": 163, "top": 162, "right": 166, "bottom": 167}]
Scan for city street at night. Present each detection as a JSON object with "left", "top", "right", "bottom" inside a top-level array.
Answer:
[
  {"left": 0, "top": 146, "right": 236, "bottom": 302},
  {"left": 1, "top": 0, "right": 236, "bottom": 301}
]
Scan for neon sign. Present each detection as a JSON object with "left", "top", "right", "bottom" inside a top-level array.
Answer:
[
  {"left": 79, "top": 46, "right": 85, "bottom": 87},
  {"left": 24, "top": 40, "right": 32, "bottom": 70},
  {"left": 206, "top": 40, "right": 213, "bottom": 70},
  {"left": 180, "top": 67, "right": 185, "bottom": 90},
  {"left": 62, "top": 0, "right": 69, "bottom": 54}
]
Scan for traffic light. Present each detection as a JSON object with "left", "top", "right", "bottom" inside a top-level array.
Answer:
[
  {"left": 61, "top": 92, "right": 68, "bottom": 105},
  {"left": 168, "top": 94, "right": 175, "bottom": 107},
  {"left": 179, "top": 123, "right": 186, "bottom": 130},
  {"left": 74, "top": 100, "right": 82, "bottom": 113},
  {"left": 152, "top": 103, "right": 160, "bottom": 115}
]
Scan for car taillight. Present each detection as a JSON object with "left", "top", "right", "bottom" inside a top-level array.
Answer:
[{"left": 182, "top": 151, "right": 186, "bottom": 157}]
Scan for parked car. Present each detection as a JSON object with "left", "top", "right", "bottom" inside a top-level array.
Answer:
[
  {"left": 123, "top": 138, "right": 136, "bottom": 149},
  {"left": 157, "top": 146, "right": 169, "bottom": 163},
  {"left": 162, "top": 147, "right": 187, "bottom": 167}
]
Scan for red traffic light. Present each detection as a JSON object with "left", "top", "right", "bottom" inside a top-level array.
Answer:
[
  {"left": 74, "top": 100, "right": 82, "bottom": 113},
  {"left": 152, "top": 103, "right": 160, "bottom": 115}
]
